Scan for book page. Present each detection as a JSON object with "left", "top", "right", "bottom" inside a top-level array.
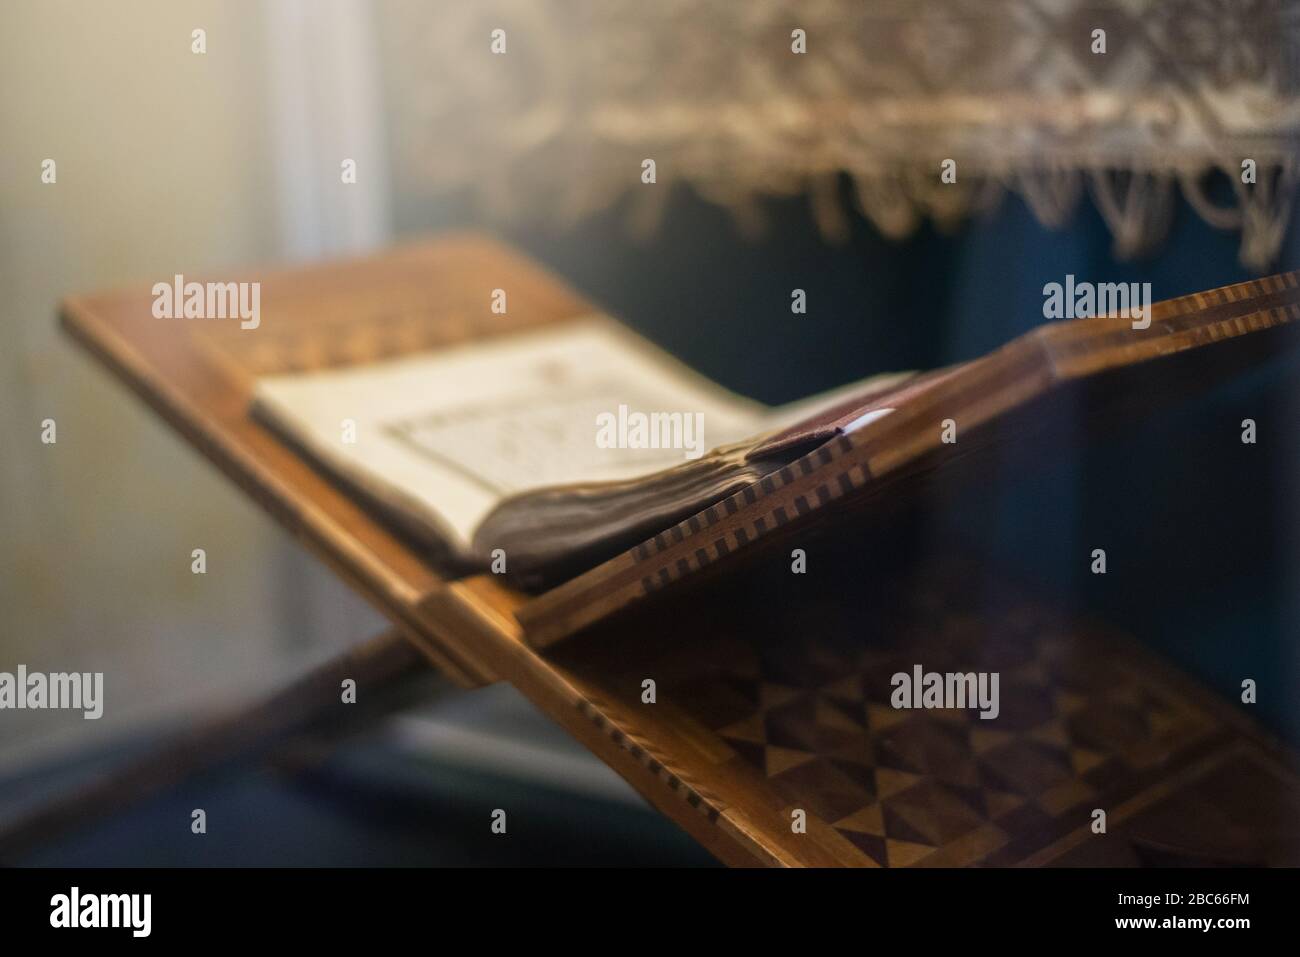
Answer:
[{"left": 252, "top": 320, "right": 770, "bottom": 551}]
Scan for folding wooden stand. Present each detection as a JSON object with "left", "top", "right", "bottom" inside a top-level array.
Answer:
[{"left": 27, "top": 235, "right": 1300, "bottom": 867}]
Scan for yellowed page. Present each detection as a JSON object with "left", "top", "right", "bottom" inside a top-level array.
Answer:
[{"left": 252, "top": 320, "right": 769, "bottom": 551}]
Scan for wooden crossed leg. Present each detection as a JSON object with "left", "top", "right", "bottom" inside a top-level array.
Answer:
[{"left": 0, "top": 630, "right": 427, "bottom": 863}]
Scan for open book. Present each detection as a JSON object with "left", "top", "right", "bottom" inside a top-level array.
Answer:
[
  {"left": 253, "top": 259, "right": 1300, "bottom": 605},
  {"left": 252, "top": 318, "right": 914, "bottom": 588},
  {"left": 241, "top": 252, "right": 1299, "bottom": 645}
]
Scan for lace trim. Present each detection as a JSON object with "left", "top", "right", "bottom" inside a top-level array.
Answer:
[{"left": 384, "top": 0, "right": 1300, "bottom": 269}]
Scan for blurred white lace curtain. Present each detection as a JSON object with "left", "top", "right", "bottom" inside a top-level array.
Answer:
[{"left": 381, "top": 0, "right": 1300, "bottom": 269}]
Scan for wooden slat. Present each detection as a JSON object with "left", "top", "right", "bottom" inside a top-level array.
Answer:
[{"left": 0, "top": 628, "right": 424, "bottom": 863}]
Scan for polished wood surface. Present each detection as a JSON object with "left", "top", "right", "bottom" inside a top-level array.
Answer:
[
  {"left": 61, "top": 236, "right": 1300, "bottom": 866},
  {"left": 60, "top": 236, "right": 591, "bottom": 688}
]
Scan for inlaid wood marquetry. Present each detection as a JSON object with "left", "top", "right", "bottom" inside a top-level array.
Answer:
[{"left": 542, "top": 547, "right": 1300, "bottom": 867}]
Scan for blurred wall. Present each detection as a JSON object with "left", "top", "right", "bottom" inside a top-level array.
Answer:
[{"left": 0, "top": 0, "right": 385, "bottom": 768}]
